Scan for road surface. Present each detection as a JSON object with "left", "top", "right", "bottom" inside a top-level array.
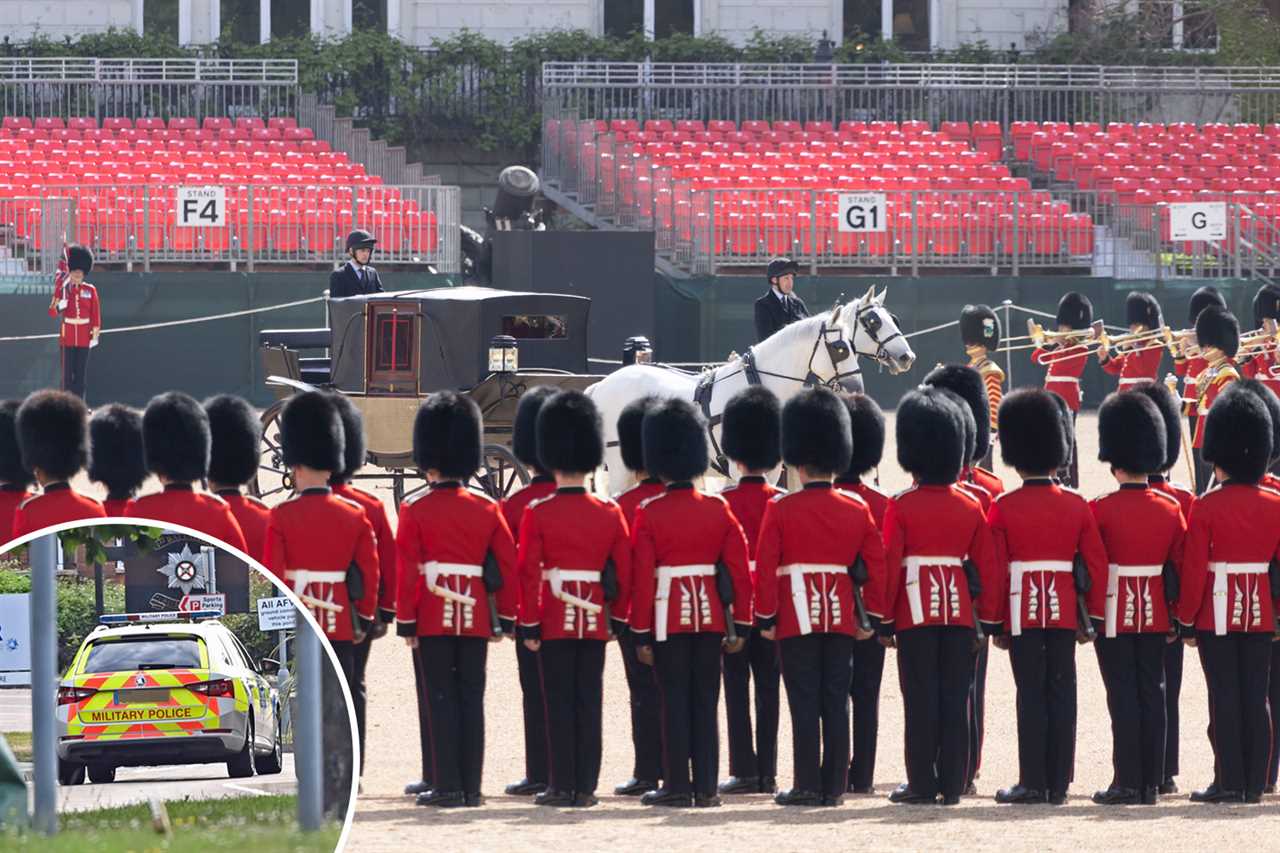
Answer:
[{"left": 52, "top": 753, "right": 296, "bottom": 812}]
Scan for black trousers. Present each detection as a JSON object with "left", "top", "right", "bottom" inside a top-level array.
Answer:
[
  {"left": 896, "top": 626, "right": 974, "bottom": 799},
  {"left": 1190, "top": 415, "right": 1213, "bottom": 494},
  {"left": 654, "top": 632, "right": 723, "bottom": 796},
  {"left": 350, "top": 636, "right": 372, "bottom": 775},
  {"left": 417, "top": 636, "right": 488, "bottom": 795},
  {"left": 411, "top": 645, "right": 434, "bottom": 783},
  {"left": 539, "top": 639, "right": 606, "bottom": 795},
  {"left": 1008, "top": 629, "right": 1077, "bottom": 795},
  {"left": 1095, "top": 633, "right": 1167, "bottom": 790},
  {"left": 849, "top": 635, "right": 885, "bottom": 790},
  {"left": 1268, "top": 641, "right": 1280, "bottom": 788},
  {"left": 1164, "top": 638, "right": 1183, "bottom": 779},
  {"left": 61, "top": 345, "right": 90, "bottom": 399},
  {"left": 1198, "top": 631, "right": 1272, "bottom": 797},
  {"left": 780, "top": 633, "right": 854, "bottom": 796},
  {"left": 516, "top": 638, "right": 548, "bottom": 784},
  {"left": 722, "top": 629, "right": 780, "bottom": 780},
  {"left": 967, "top": 635, "right": 990, "bottom": 785},
  {"left": 618, "top": 629, "right": 664, "bottom": 782}
]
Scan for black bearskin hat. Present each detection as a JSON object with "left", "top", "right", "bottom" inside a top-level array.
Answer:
[
  {"left": 88, "top": 404, "right": 147, "bottom": 498},
  {"left": 1203, "top": 384, "right": 1273, "bottom": 484},
  {"left": 66, "top": 243, "right": 93, "bottom": 274},
  {"left": 839, "top": 393, "right": 885, "bottom": 480},
  {"left": 1195, "top": 304, "right": 1240, "bottom": 359},
  {"left": 1188, "top": 285, "right": 1226, "bottom": 326},
  {"left": 1129, "top": 381, "right": 1182, "bottom": 473},
  {"left": 325, "top": 393, "right": 366, "bottom": 484},
  {"left": 998, "top": 388, "right": 1067, "bottom": 475},
  {"left": 1048, "top": 390, "right": 1075, "bottom": 470},
  {"left": 722, "top": 386, "right": 782, "bottom": 473},
  {"left": 204, "top": 395, "right": 261, "bottom": 487},
  {"left": 1126, "top": 291, "right": 1162, "bottom": 329},
  {"left": 923, "top": 364, "right": 990, "bottom": 464},
  {"left": 143, "top": 392, "right": 211, "bottom": 483},
  {"left": 537, "top": 390, "right": 604, "bottom": 475},
  {"left": 1097, "top": 391, "right": 1166, "bottom": 475},
  {"left": 896, "top": 386, "right": 965, "bottom": 486},
  {"left": 1253, "top": 283, "right": 1280, "bottom": 327},
  {"left": 960, "top": 304, "right": 1000, "bottom": 350},
  {"left": 642, "top": 397, "right": 708, "bottom": 483},
  {"left": 782, "top": 387, "right": 852, "bottom": 475},
  {"left": 513, "top": 385, "right": 558, "bottom": 473},
  {"left": 617, "top": 395, "right": 659, "bottom": 474},
  {"left": 412, "top": 391, "right": 481, "bottom": 480},
  {"left": 280, "top": 391, "right": 345, "bottom": 474},
  {"left": 0, "top": 400, "right": 33, "bottom": 487},
  {"left": 938, "top": 389, "right": 977, "bottom": 468},
  {"left": 1236, "top": 379, "right": 1280, "bottom": 466},
  {"left": 1056, "top": 292, "right": 1093, "bottom": 329},
  {"left": 17, "top": 390, "right": 88, "bottom": 482}
]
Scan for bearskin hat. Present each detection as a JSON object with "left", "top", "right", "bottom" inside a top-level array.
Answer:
[
  {"left": 281, "top": 391, "right": 345, "bottom": 474},
  {"left": 642, "top": 397, "right": 708, "bottom": 483},
  {"left": 1203, "top": 384, "right": 1273, "bottom": 484},
  {"left": 923, "top": 364, "right": 990, "bottom": 464},
  {"left": 513, "top": 385, "right": 558, "bottom": 473},
  {"left": 537, "top": 390, "right": 604, "bottom": 475},
  {"left": 1125, "top": 291, "right": 1162, "bottom": 329},
  {"left": 1195, "top": 304, "right": 1240, "bottom": 359},
  {"left": 1048, "top": 390, "right": 1075, "bottom": 469},
  {"left": 1097, "top": 391, "right": 1166, "bottom": 475},
  {"left": 17, "top": 389, "right": 89, "bottom": 482},
  {"left": 0, "top": 400, "right": 34, "bottom": 487},
  {"left": 142, "top": 392, "right": 210, "bottom": 483},
  {"left": 1056, "top": 291, "right": 1093, "bottom": 329},
  {"left": 781, "top": 387, "right": 852, "bottom": 475},
  {"left": 1253, "top": 283, "right": 1280, "bottom": 327},
  {"left": 617, "top": 395, "right": 659, "bottom": 474},
  {"left": 66, "top": 243, "right": 93, "bottom": 274},
  {"left": 959, "top": 304, "right": 1001, "bottom": 350},
  {"left": 1188, "top": 285, "right": 1226, "bottom": 326},
  {"left": 203, "top": 395, "right": 261, "bottom": 488},
  {"left": 839, "top": 393, "right": 885, "bottom": 480},
  {"left": 412, "top": 391, "right": 481, "bottom": 480},
  {"left": 88, "top": 404, "right": 147, "bottom": 498},
  {"left": 998, "top": 388, "right": 1067, "bottom": 475},
  {"left": 1129, "top": 381, "right": 1182, "bottom": 473},
  {"left": 937, "top": 388, "right": 977, "bottom": 468},
  {"left": 722, "top": 386, "right": 782, "bottom": 473},
  {"left": 1236, "top": 379, "right": 1280, "bottom": 466},
  {"left": 324, "top": 393, "right": 366, "bottom": 484},
  {"left": 896, "top": 386, "right": 965, "bottom": 486}
]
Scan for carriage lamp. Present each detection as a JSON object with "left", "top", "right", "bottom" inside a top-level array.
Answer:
[
  {"left": 623, "top": 336, "right": 653, "bottom": 366},
  {"left": 489, "top": 335, "right": 519, "bottom": 374}
]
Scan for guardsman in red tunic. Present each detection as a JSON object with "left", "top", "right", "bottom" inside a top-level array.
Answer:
[
  {"left": 1100, "top": 291, "right": 1165, "bottom": 391},
  {"left": 396, "top": 391, "right": 517, "bottom": 808},
  {"left": 11, "top": 390, "right": 105, "bottom": 539},
  {"left": 127, "top": 393, "right": 247, "bottom": 553},
  {"left": 500, "top": 385, "right": 558, "bottom": 799},
  {"left": 87, "top": 405, "right": 147, "bottom": 517},
  {"left": 960, "top": 305, "right": 1004, "bottom": 470},
  {"left": 1032, "top": 292, "right": 1094, "bottom": 487},
  {"left": 611, "top": 394, "right": 666, "bottom": 797},
  {"left": 835, "top": 392, "right": 888, "bottom": 794},
  {"left": 517, "top": 390, "right": 631, "bottom": 809},
  {"left": 1191, "top": 306, "right": 1242, "bottom": 492},
  {"left": 871, "top": 387, "right": 1001, "bottom": 806},
  {"left": 990, "top": 389, "right": 1109, "bottom": 806},
  {"left": 1089, "top": 391, "right": 1186, "bottom": 805},
  {"left": 1175, "top": 287, "right": 1227, "bottom": 491},
  {"left": 1241, "top": 284, "right": 1280, "bottom": 409},
  {"left": 755, "top": 388, "right": 885, "bottom": 807},
  {"left": 203, "top": 395, "right": 270, "bottom": 560},
  {"left": 717, "top": 386, "right": 783, "bottom": 797},
  {"left": 48, "top": 244, "right": 100, "bottom": 400},
  {"left": 1177, "top": 385, "right": 1280, "bottom": 804},
  {"left": 0, "top": 401, "right": 34, "bottom": 540},
  {"left": 630, "top": 398, "right": 753, "bottom": 809}
]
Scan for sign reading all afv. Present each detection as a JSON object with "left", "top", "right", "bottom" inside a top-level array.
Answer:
[{"left": 257, "top": 597, "right": 298, "bottom": 632}]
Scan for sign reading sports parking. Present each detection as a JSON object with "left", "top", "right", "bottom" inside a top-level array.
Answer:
[
  {"left": 176, "top": 186, "right": 226, "bottom": 227},
  {"left": 178, "top": 593, "right": 226, "bottom": 614},
  {"left": 1169, "top": 202, "right": 1227, "bottom": 241},
  {"left": 837, "top": 193, "right": 887, "bottom": 233},
  {"left": 257, "top": 596, "right": 298, "bottom": 632}
]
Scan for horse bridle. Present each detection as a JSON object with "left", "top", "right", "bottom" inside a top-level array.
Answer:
[{"left": 762, "top": 301, "right": 902, "bottom": 390}]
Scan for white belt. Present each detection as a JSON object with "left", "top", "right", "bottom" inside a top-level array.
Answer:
[
  {"left": 285, "top": 569, "right": 346, "bottom": 613},
  {"left": 542, "top": 568, "right": 602, "bottom": 614},
  {"left": 64, "top": 317, "right": 90, "bottom": 325},
  {"left": 1210, "top": 561, "right": 1269, "bottom": 635},
  {"left": 1117, "top": 377, "right": 1145, "bottom": 386},
  {"left": 1009, "top": 560, "right": 1073, "bottom": 636},
  {"left": 655, "top": 564, "right": 716, "bottom": 642},
  {"left": 1045, "top": 376, "right": 1079, "bottom": 384},
  {"left": 420, "top": 561, "right": 482, "bottom": 607},
  {"left": 904, "top": 556, "right": 962, "bottom": 626},
  {"left": 1104, "top": 563, "right": 1162, "bottom": 638},
  {"left": 778, "top": 563, "right": 846, "bottom": 635}
]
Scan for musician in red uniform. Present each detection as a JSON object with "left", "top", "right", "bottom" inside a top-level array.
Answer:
[
  {"left": 630, "top": 398, "right": 753, "bottom": 809},
  {"left": 1099, "top": 291, "right": 1165, "bottom": 391},
  {"left": 717, "top": 386, "right": 783, "bottom": 797},
  {"left": 611, "top": 394, "right": 666, "bottom": 797},
  {"left": 500, "top": 385, "right": 558, "bottom": 799},
  {"left": 1089, "top": 391, "right": 1186, "bottom": 805},
  {"left": 871, "top": 387, "right": 1001, "bottom": 806},
  {"left": 11, "top": 390, "right": 105, "bottom": 538},
  {"left": 48, "top": 244, "right": 100, "bottom": 400},
  {"left": 517, "top": 390, "right": 631, "bottom": 809},
  {"left": 396, "top": 391, "right": 517, "bottom": 808},
  {"left": 203, "top": 395, "right": 270, "bottom": 560},
  {"left": 1241, "top": 284, "right": 1280, "bottom": 409},
  {"left": 0, "top": 401, "right": 34, "bottom": 540},
  {"left": 1032, "top": 292, "right": 1094, "bottom": 487},
  {"left": 1175, "top": 287, "right": 1227, "bottom": 492},
  {"left": 754, "top": 388, "right": 884, "bottom": 807},
  {"left": 990, "top": 389, "right": 1109, "bottom": 806},
  {"left": 128, "top": 393, "right": 247, "bottom": 553},
  {"left": 960, "top": 305, "right": 1004, "bottom": 470},
  {"left": 87, "top": 405, "right": 147, "bottom": 517},
  {"left": 835, "top": 392, "right": 888, "bottom": 794},
  {"left": 1190, "top": 306, "right": 1241, "bottom": 458},
  {"left": 1177, "top": 385, "right": 1280, "bottom": 804}
]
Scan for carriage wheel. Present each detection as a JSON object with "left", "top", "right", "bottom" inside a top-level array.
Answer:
[
  {"left": 249, "top": 400, "right": 293, "bottom": 503},
  {"left": 468, "top": 445, "right": 529, "bottom": 501}
]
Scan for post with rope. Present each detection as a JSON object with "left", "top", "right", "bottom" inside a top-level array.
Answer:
[{"left": 1002, "top": 299, "right": 1014, "bottom": 389}]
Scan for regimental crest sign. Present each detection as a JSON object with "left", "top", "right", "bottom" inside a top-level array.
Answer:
[{"left": 156, "top": 544, "right": 211, "bottom": 596}]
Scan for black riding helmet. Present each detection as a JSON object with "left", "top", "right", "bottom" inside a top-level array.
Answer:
[
  {"left": 766, "top": 256, "right": 799, "bottom": 283},
  {"left": 346, "top": 229, "right": 377, "bottom": 254}
]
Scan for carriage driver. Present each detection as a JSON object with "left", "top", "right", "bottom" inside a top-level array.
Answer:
[
  {"left": 754, "top": 257, "right": 810, "bottom": 343},
  {"left": 330, "top": 229, "right": 385, "bottom": 299}
]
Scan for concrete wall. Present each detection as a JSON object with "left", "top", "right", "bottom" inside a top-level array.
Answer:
[
  {"left": 0, "top": 0, "right": 137, "bottom": 39},
  {"left": 952, "top": 0, "right": 1068, "bottom": 49},
  {"left": 706, "top": 0, "right": 836, "bottom": 41},
  {"left": 403, "top": 0, "right": 594, "bottom": 45}
]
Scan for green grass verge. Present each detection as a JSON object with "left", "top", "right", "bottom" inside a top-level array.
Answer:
[
  {"left": 1, "top": 794, "right": 342, "bottom": 852},
  {"left": 1, "top": 732, "right": 30, "bottom": 762}
]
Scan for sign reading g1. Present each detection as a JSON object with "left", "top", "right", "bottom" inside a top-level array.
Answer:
[
  {"left": 176, "top": 186, "right": 226, "bottom": 228},
  {"left": 1168, "top": 202, "right": 1227, "bottom": 242},
  {"left": 837, "top": 193, "right": 887, "bottom": 233}
]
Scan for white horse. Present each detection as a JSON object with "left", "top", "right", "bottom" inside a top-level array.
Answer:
[{"left": 586, "top": 284, "right": 917, "bottom": 494}]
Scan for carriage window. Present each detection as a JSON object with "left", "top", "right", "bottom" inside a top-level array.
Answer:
[
  {"left": 502, "top": 315, "right": 567, "bottom": 340},
  {"left": 374, "top": 314, "right": 414, "bottom": 371}
]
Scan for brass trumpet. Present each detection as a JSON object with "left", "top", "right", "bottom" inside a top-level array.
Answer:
[
  {"left": 1238, "top": 319, "right": 1280, "bottom": 356},
  {"left": 996, "top": 318, "right": 1104, "bottom": 354}
]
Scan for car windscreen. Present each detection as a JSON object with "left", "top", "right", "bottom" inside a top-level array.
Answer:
[{"left": 83, "top": 636, "right": 203, "bottom": 673}]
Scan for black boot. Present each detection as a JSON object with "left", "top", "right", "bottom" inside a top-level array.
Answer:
[
  {"left": 889, "top": 783, "right": 938, "bottom": 805},
  {"left": 1159, "top": 777, "right": 1178, "bottom": 795},
  {"left": 404, "top": 780, "right": 432, "bottom": 796},
  {"left": 505, "top": 778, "right": 547, "bottom": 796},
  {"left": 717, "top": 775, "right": 761, "bottom": 795},
  {"left": 1190, "top": 783, "right": 1244, "bottom": 804},
  {"left": 995, "top": 785, "right": 1048, "bottom": 805},
  {"left": 774, "top": 788, "right": 823, "bottom": 806},
  {"left": 573, "top": 792, "right": 600, "bottom": 808},
  {"left": 1092, "top": 786, "right": 1140, "bottom": 805},
  {"left": 463, "top": 792, "right": 484, "bottom": 807},
  {"left": 694, "top": 793, "right": 722, "bottom": 808},
  {"left": 759, "top": 776, "right": 778, "bottom": 794},
  {"left": 534, "top": 788, "right": 576, "bottom": 807},
  {"left": 1140, "top": 786, "right": 1158, "bottom": 805},
  {"left": 641, "top": 787, "right": 693, "bottom": 808},
  {"left": 416, "top": 789, "right": 466, "bottom": 808},
  {"left": 614, "top": 777, "right": 657, "bottom": 796}
]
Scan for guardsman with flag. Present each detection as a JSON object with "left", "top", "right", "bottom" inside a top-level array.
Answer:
[
  {"left": 1032, "top": 292, "right": 1094, "bottom": 487},
  {"left": 203, "top": 395, "right": 270, "bottom": 560},
  {"left": 1099, "top": 291, "right": 1165, "bottom": 391},
  {"left": 959, "top": 305, "right": 1004, "bottom": 470},
  {"left": 48, "top": 244, "right": 100, "bottom": 400},
  {"left": 87, "top": 404, "right": 147, "bottom": 517},
  {"left": 1190, "top": 306, "right": 1242, "bottom": 488},
  {"left": 11, "top": 390, "right": 105, "bottom": 538},
  {"left": 0, "top": 401, "right": 34, "bottom": 539}
]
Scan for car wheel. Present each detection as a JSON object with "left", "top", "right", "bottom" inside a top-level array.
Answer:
[
  {"left": 57, "top": 759, "right": 85, "bottom": 786},
  {"left": 255, "top": 712, "right": 285, "bottom": 775},
  {"left": 227, "top": 716, "right": 256, "bottom": 778},
  {"left": 87, "top": 764, "right": 116, "bottom": 784}
]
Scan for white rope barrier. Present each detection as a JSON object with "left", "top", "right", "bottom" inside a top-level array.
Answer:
[{"left": 0, "top": 296, "right": 326, "bottom": 342}]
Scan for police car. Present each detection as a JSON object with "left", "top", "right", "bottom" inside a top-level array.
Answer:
[{"left": 55, "top": 609, "right": 284, "bottom": 785}]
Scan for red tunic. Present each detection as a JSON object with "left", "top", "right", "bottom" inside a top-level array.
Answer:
[
  {"left": 214, "top": 490, "right": 271, "bottom": 564},
  {"left": 102, "top": 497, "right": 131, "bottom": 518},
  {"left": 127, "top": 486, "right": 247, "bottom": 553},
  {"left": 1101, "top": 344, "right": 1163, "bottom": 390},
  {"left": 265, "top": 487, "right": 380, "bottom": 641},
  {"left": 1192, "top": 361, "right": 1240, "bottom": 448},
  {"left": 720, "top": 476, "right": 783, "bottom": 558},
  {"left": 1088, "top": 484, "right": 1186, "bottom": 636},
  {"left": 969, "top": 466, "right": 1005, "bottom": 499},
  {"left": 1176, "top": 483, "right": 1280, "bottom": 634},
  {"left": 1175, "top": 354, "right": 1208, "bottom": 416},
  {"left": 49, "top": 280, "right": 101, "bottom": 348},
  {"left": 1149, "top": 476, "right": 1195, "bottom": 520},
  {"left": 11, "top": 483, "right": 105, "bottom": 539},
  {"left": 836, "top": 479, "right": 889, "bottom": 528},
  {"left": 502, "top": 476, "right": 557, "bottom": 536},
  {"left": 753, "top": 483, "right": 886, "bottom": 640},
  {"left": 628, "top": 484, "right": 753, "bottom": 643},
  {"left": 395, "top": 482, "right": 518, "bottom": 639},
  {"left": 333, "top": 484, "right": 397, "bottom": 621},
  {"left": 517, "top": 488, "right": 632, "bottom": 641},
  {"left": 1034, "top": 342, "right": 1089, "bottom": 412},
  {"left": 872, "top": 484, "right": 1001, "bottom": 632},
  {"left": 0, "top": 485, "right": 32, "bottom": 544},
  {"left": 958, "top": 479, "right": 993, "bottom": 514},
  {"left": 1241, "top": 350, "right": 1280, "bottom": 398},
  {"left": 615, "top": 478, "right": 665, "bottom": 527}
]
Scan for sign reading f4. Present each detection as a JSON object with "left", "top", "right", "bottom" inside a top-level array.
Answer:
[{"left": 176, "top": 186, "right": 226, "bottom": 228}]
